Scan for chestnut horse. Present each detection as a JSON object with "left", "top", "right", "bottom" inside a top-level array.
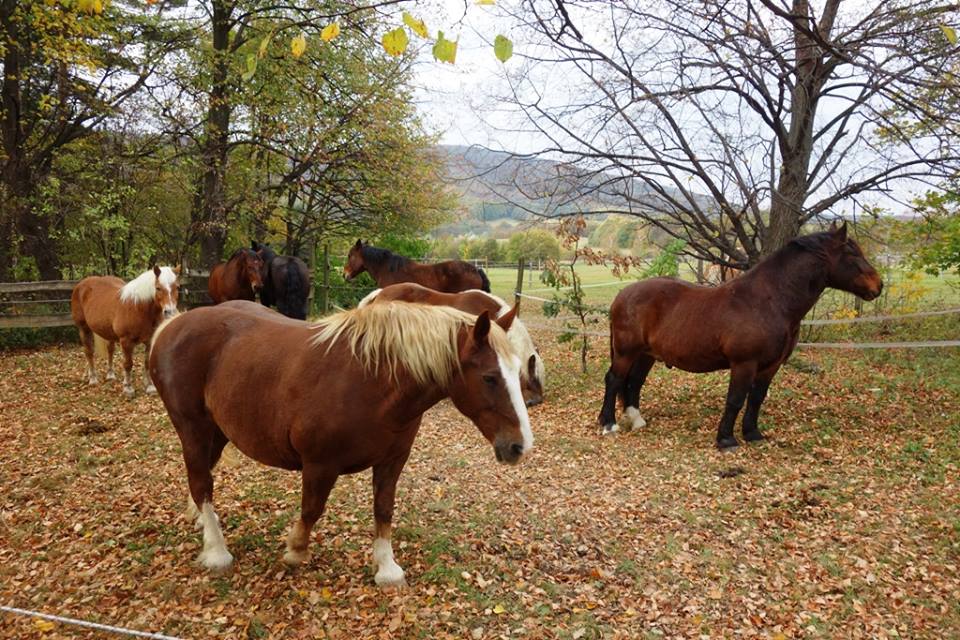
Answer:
[
  {"left": 359, "top": 282, "right": 546, "bottom": 406},
  {"left": 599, "top": 223, "right": 883, "bottom": 448},
  {"left": 208, "top": 248, "right": 264, "bottom": 303},
  {"left": 344, "top": 240, "right": 490, "bottom": 293},
  {"left": 251, "top": 241, "right": 311, "bottom": 319},
  {"left": 149, "top": 300, "right": 532, "bottom": 586},
  {"left": 71, "top": 266, "right": 180, "bottom": 397}
]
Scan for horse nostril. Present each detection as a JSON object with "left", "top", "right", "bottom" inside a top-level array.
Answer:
[{"left": 510, "top": 443, "right": 524, "bottom": 458}]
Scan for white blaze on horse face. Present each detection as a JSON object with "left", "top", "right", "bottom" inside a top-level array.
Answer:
[
  {"left": 497, "top": 353, "right": 534, "bottom": 453},
  {"left": 197, "top": 502, "right": 233, "bottom": 571},
  {"left": 372, "top": 537, "right": 405, "bottom": 587}
]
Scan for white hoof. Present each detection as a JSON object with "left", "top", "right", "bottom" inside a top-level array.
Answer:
[
  {"left": 374, "top": 565, "right": 407, "bottom": 588},
  {"left": 600, "top": 423, "right": 620, "bottom": 436},
  {"left": 87, "top": 377, "right": 99, "bottom": 386},
  {"left": 105, "top": 370, "right": 117, "bottom": 381},
  {"left": 145, "top": 384, "right": 158, "bottom": 395},
  {"left": 123, "top": 385, "right": 135, "bottom": 398},
  {"left": 624, "top": 407, "right": 647, "bottom": 431},
  {"left": 198, "top": 547, "right": 234, "bottom": 572},
  {"left": 283, "top": 548, "right": 308, "bottom": 566}
]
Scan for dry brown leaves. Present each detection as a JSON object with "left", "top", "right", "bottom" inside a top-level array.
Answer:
[{"left": 0, "top": 334, "right": 958, "bottom": 639}]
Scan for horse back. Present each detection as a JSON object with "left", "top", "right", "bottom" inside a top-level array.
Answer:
[{"left": 71, "top": 276, "right": 124, "bottom": 339}]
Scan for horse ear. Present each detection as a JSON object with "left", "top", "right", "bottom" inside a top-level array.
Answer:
[
  {"left": 153, "top": 265, "right": 161, "bottom": 278},
  {"left": 835, "top": 221, "right": 848, "bottom": 242},
  {"left": 355, "top": 239, "right": 363, "bottom": 249},
  {"left": 496, "top": 303, "right": 518, "bottom": 332},
  {"left": 528, "top": 354, "right": 537, "bottom": 378},
  {"left": 174, "top": 264, "right": 181, "bottom": 275},
  {"left": 251, "top": 240, "right": 259, "bottom": 250},
  {"left": 473, "top": 310, "right": 491, "bottom": 346}
]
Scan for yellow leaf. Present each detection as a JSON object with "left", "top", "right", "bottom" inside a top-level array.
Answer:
[
  {"left": 91, "top": 0, "right": 103, "bottom": 14},
  {"left": 258, "top": 32, "right": 272, "bottom": 58},
  {"left": 432, "top": 31, "right": 458, "bottom": 64},
  {"left": 941, "top": 25, "right": 958, "bottom": 45},
  {"left": 382, "top": 27, "right": 409, "bottom": 57},
  {"left": 34, "top": 620, "right": 56, "bottom": 633},
  {"left": 321, "top": 23, "right": 340, "bottom": 42},
  {"left": 477, "top": 0, "right": 495, "bottom": 4},
  {"left": 291, "top": 33, "right": 306, "bottom": 58},
  {"left": 492, "top": 604, "right": 506, "bottom": 614},
  {"left": 402, "top": 12, "right": 428, "bottom": 39},
  {"left": 321, "top": 586, "right": 333, "bottom": 600}
]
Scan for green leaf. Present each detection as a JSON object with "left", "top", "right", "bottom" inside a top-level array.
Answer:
[
  {"left": 242, "top": 53, "right": 257, "bottom": 81},
  {"left": 402, "top": 12, "right": 428, "bottom": 39},
  {"left": 432, "top": 31, "right": 457, "bottom": 64},
  {"left": 941, "top": 25, "right": 957, "bottom": 45},
  {"left": 382, "top": 27, "right": 409, "bottom": 57},
  {"left": 494, "top": 34, "right": 513, "bottom": 62},
  {"left": 258, "top": 32, "right": 272, "bottom": 59}
]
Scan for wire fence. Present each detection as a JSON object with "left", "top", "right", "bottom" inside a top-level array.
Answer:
[{"left": 0, "top": 605, "right": 184, "bottom": 640}]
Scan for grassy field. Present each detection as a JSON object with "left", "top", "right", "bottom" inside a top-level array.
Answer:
[{"left": 1, "top": 308, "right": 959, "bottom": 638}]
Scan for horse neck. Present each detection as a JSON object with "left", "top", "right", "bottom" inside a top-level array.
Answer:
[
  {"left": 230, "top": 259, "right": 252, "bottom": 291},
  {"left": 739, "top": 248, "right": 828, "bottom": 323}
]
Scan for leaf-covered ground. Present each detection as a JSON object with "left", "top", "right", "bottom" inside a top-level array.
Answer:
[{"left": 1, "top": 333, "right": 958, "bottom": 639}]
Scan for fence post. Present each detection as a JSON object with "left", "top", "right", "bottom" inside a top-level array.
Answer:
[
  {"left": 514, "top": 257, "right": 525, "bottom": 309},
  {"left": 321, "top": 243, "right": 330, "bottom": 315}
]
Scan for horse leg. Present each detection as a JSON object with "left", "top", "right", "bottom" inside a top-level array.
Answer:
[
  {"left": 620, "top": 355, "right": 655, "bottom": 431},
  {"left": 186, "top": 429, "right": 230, "bottom": 531},
  {"left": 283, "top": 464, "right": 338, "bottom": 567},
  {"left": 143, "top": 344, "right": 157, "bottom": 394},
  {"left": 716, "top": 363, "right": 757, "bottom": 450},
  {"left": 120, "top": 338, "right": 136, "bottom": 397},
  {"left": 371, "top": 452, "right": 412, "bottom": 588},
  {"left": 174, "top": 414, "right": 233, "bottom": 571},
  {"left": 105, "top": 341, "right": 117, "bottom": 380},
  {"left": 78, "top": 326, "right": 98, "bottom": 385},
  {"left": 598, "top": 353, "right": 633, "bottom": 434},
  {"left": 741, "top": 365, "right": 780, "bottom": 442}
]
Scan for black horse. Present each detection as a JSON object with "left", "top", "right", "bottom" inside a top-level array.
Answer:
[{"left": 252, "top": 241, "right": 311, "bottom": 320}]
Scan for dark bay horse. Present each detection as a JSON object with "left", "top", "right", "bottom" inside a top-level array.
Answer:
[
  {"left": 149, "top": 300, "right": 531, "bottom": 586},
  {"left": 71, "top": 266, "right": 180, "bottom": 397},
  {"left": 359, "top": 282, "right": 546, "bottom": 406},
  {"left": 344, "top": 240, "right": 490, "bottom": 293},
  {"left": 251, "top": 241, "right": 311, "bottom": 320},
  {"left": 599, "top": 223, "right": 883, "bottom": 448},
  {"left": 208, "top": 248, "right": 264, "bottom": 303}
]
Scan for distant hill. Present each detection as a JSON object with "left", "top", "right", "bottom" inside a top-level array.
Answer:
[{"left": 434, "top": 145, "right": 713, "bottom": 237}]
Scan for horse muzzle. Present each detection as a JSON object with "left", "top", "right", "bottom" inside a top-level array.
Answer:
[
  {"left": 163, "top": 307, "right": 178, "bottom": 319},
  {"left": 493, "top": 439, "right": 526, "bottom": 465}
]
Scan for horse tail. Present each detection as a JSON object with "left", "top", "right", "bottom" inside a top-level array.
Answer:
[
  {"left": 477, "top": 267, "right": 491, "bottom": 293},
  {"left": 279, "top": 260, "right": 308, "bottom": 320},
  {"left": 94, "top": 334, "right": 109, "bottom": 359}
]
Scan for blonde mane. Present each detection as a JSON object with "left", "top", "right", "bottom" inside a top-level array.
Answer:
[
  {"left": 120, "top": 266, "right": 177, "bottom": 304},
  {"left": 309, "top": 301, "right": 516, "bottom": 388}
]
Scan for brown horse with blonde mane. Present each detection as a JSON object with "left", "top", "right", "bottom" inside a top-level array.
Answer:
[
  {"left": 71, "top": 266, "right": 180, "bottom": 397},
  {"left": 207, "top": 247, "right": 264, "bottom": 303},
  {"left": 359, "top": 282, "right": 546, "bottom": 406},
  {"left": 149, "top": 299, "right": 532, "bottom": 586},
  {"left": 600, "top": 223, "right": 883, "bottom": 448},
  {"left": 344, "top": 240, "right": 490, "bottom": 293}
]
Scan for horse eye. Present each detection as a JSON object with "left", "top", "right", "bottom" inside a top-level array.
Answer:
[{"left": 482, "top": 375, "right": 499, "bottom": 387}]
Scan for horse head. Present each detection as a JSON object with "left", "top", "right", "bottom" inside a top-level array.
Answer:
[
  {"left": 343, "top": 239, "right": 366, "bottom": 280},
  {"left": 822, "top": 222, "right": 883, "bottom": 301},
  {"left": 153, "top": 265, "right": 181, "bottom": 319},
  {"left": 447, "top": 309, "right": 533, "bottom": 465},
  {"left": 240, "top": 249, "right": 265, "bottom": 294},
  {"left": 522, "top": 354, "right": 545, "bottom": 407}
]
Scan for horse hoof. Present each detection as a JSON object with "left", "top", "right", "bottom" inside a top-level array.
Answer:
[
  {"left": 106, "top": 371, "right": 117, "bottom": 381},
  {"left": 123, "top": 387, "right": 135, "bottom": 398},
  {"left": 87, "top": 378, "right": 99, "bottom": 386},
  {"left": 198, "top": 548, "right": 234, "bottom": 573},
  {"left": 622, "top": 407, "right": 646, "bottom": 431},
  {"left": 282, "top": 549, "right": 308, "bottom": 567},
  {"left": 743, "top": 431, "right": 765, "bottom": 443},
  {"left": 374, "top": 571, "right": 407, "bottom": 590},
  {"left": 716, "top": 437, "right": 740, "bottom": 450},
  {"left": 145, "top": 385, "right": 158, "bottom": 395},
  {"left": 600, "top": 423, "right": 620, "bottom": 436}
]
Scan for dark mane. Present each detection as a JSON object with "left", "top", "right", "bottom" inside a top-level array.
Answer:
[
  {"left": 786, "top": 231, "right": 835, "bottom": 259},
  {"left": 228, "top": 247, "right": 256, "bottom": 261},
  {"left": 361, "top": 245, "right": 412, "bottom": 273}
]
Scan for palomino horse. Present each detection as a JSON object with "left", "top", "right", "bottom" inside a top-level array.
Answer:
[
  {"left": 344, "top": 240, "right": 490, "bottom": 293},
  {"left": 149, "top": 300, "right": 532, "bottom": 586},
  {"left": 599, "top": 223, "right": 883, "bottom": 448},
  {"left": 207, "top": 248, "right": 264, "bottom": 303},
  {"left": 71, "top": 266, "right": 180, "bottom": 397},
  {"left": 251, "top": 241, "right": 311, "bottom": 319},
  {"left": 359, "top": 282, "right": 546, "bottom": 406}
]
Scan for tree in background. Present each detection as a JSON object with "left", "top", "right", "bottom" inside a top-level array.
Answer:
[
  {"left": 0, "top": 0, "right": 178, "bottom": 279},
  {"left": 506, "top": 228, "right": 561, "bottom": 262},
  {"left": 909, "top": 187, "right": 960, "bottom": 277},
  {"left": 494, "top": 0, "right": 960, "bottom": 269}
]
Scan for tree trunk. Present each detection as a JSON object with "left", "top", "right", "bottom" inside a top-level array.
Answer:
[
  {"left": 192, "top": 0, "right": 233, "bottom": 268},
  {"left": 1, "top": 1, "right": 60, "bottom": 280}
]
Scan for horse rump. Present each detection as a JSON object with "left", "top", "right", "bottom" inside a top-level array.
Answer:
[
  {"left": 276, "top": 258, "right": 310, "bottom": 320},
  {"left": 477, "top": 267, "right": 491, "bottom": 293}
]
